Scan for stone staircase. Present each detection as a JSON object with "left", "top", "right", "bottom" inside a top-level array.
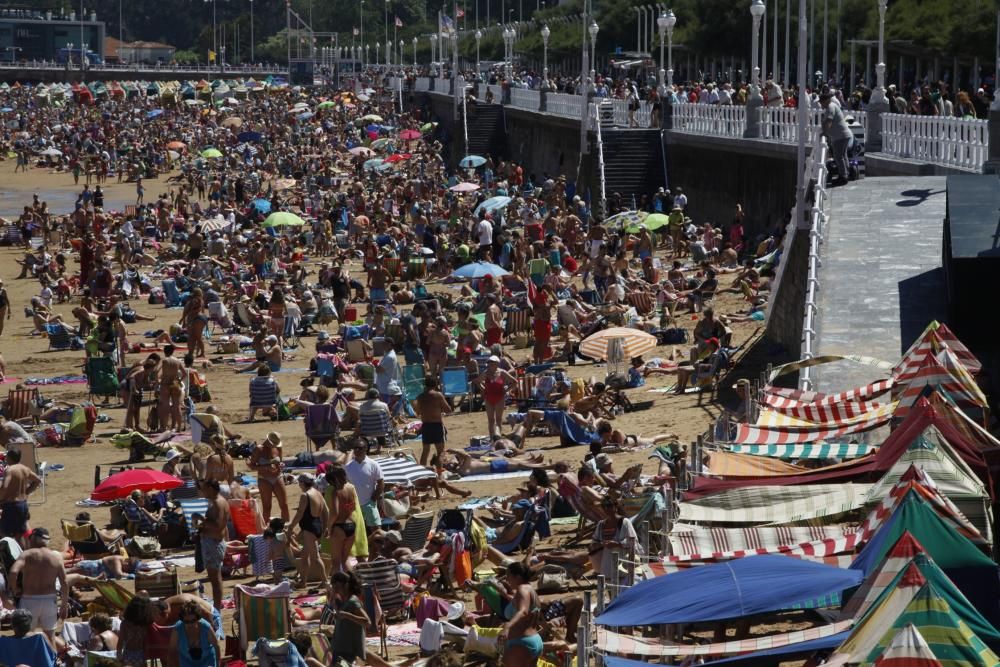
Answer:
[{"left": 599, "top": 129, "right": 667, "bottom": 206}]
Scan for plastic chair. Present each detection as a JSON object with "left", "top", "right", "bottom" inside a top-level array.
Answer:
[
  {"left": 161, "top": 279, "right": 184, "bottom": 307},
  {"left": 358, "top": 406, "right": 403, "bottom": 453},
  {"left": 85, "top": 356, "right": 119, "bottom": 402},
  {"left": 442, "top": 367, "right": 471, "bottom": 412},
  {"left": 61, "top": 520, "right": 123, "bottom": 559},
  {"left": 304, "top": 402, "right": 341, "bottom": 451},
  {"left": 355, "top": 559, "right": 408, "bottom": 657},
  {"left": 400, "top": 511, "right": 434, "bottom": 551},
  {"left": 92, "top": 580, "right": 134, "bottom": 612},
  {"left": 45, "top": 323, "right": 72, "bottom": 351},
  {"left": 402, "top": 364, "right": 426, "bottom": 402},
  {"left": 248, "top": 376, "right": 280, "bottom": 416}
]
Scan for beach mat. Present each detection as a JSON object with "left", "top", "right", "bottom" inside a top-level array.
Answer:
[{"left": 458, "top": 470, "right": 532, "bottom": 482}]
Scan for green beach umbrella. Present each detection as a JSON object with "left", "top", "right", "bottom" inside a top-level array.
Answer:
[
  {"left": 625, "top": 212, "right": 670, "bottom": 233},
  {"left": 262, "top": 211, "right": 306, "bottom": 227},
  {"left": 200, "top": 148, "right": 223, "bottom": 159}
]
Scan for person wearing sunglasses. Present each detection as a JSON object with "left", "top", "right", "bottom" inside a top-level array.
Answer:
[{"left": 168, "top": 599, "right": 220, "bottom": 667}]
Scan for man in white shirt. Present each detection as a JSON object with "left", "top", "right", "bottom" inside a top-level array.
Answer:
[
  {"left": 475, "top": 216, "right": 493, "bottom": 260},
  {"left": 345, "top": 438, "right": 384, "bottom": 529},
  {"left": 717, "top": 83, "right": 733, "bottom": 105},
  {"left": 674, "top": 188, "right": 688, "bottom": 210}
]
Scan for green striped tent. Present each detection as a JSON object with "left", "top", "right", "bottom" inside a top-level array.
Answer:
[{"left": 726, "top": 442, "right": 877, "bottom": 460}]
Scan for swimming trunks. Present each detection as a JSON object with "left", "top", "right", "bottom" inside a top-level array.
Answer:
[
  {"left": 201, "top": 537, "right": 226, "bottom": 571},
  {"left": 0, "top": 500, "right": 29, "bottom": 537},
  {"left": 333, "top": 522, "right": 357, "bottom": 537},
  {"left": 489, "top": 459, "right": 509, "bottom": 474},
  {"left": 19, "top": 594, "right": 58, "bottom": 632},
  {"left": 421, "top": 421, "right": 445, "bottom": 445}
]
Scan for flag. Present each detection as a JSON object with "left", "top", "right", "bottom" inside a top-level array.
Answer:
[
  {"left": 395, "top": 15, "right": 403, "bottom": 27},
  {"left": 440, "top": 15, "right": 455, "bottom": 35},
  {"left": 456, "top": 7, "right": 465, "bottom": 17},
  {"left": 208, "top": 49, "right": 216, "bottom": 63},
  {"left": 353, "top": 27, "right": 360, "bottom": 36}
]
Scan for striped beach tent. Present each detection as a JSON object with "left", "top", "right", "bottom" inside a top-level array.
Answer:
[
  {"left": 762, "top": 378, "right": 894, "bottom": 407},
  {"left": 578, "top": 327, "right": 657, "bottom": 361},
  {"left": 762, "top": 397, "right": 889, "bottom": 423},
  {"left": 733, "top": 409, "right": 893, "bottom": 445},
  {"left": 892, "top": 350, "right": 986, "bottom": 420},
  {"left": 701, "top": 450, "right": 809, "bottom": 477},
  {"left": 873, "top": 624, "right": 941, "bottom": 666},
  {"left": 677, "top": 483, "right": 874, "bottom": 525},
  {"left": 896, "top": 321, "right": 981, "bottom": 378},
  {"left": 235, "top": 582, "right": 292, "bottom": 653},
  {"left": 757, "top": 401, "right": 898, "bottom": 428}
]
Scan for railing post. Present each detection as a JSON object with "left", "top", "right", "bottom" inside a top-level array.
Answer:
[
  {"left": 743, "top": 92, "right": 763, "bottom": 139},
  {"left": 865, "top": 89, "right": 889, "bottom": 154},
  {"left": 539, "top": 88, "right": 547, "bottom": 113},
  {"left": 983, "top": 106, "right": 1000, "bottom": 175}
]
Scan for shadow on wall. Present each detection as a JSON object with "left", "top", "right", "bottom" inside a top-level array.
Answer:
[{"left": 896, "top": 188, "right": 945, "bottom": 208}]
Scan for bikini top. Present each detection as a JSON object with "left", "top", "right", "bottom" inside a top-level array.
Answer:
[{"left": 503, "top": 588, "right": 541, "bottom": 622}]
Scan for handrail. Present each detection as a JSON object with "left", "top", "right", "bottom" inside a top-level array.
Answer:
[
  {"left": 592, "top": 103, "right": 606, "bottom": 217},
  {"left": 799, "top": 136, "right": 830, "bottom": 391}
]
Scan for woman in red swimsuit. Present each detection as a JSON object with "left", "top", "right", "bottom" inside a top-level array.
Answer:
[
  {"left": 475, "top": 356, "right": 517, "bottom": 440},
  {"left": 324, "top": 465, "right": 358, "bottom": 574}
]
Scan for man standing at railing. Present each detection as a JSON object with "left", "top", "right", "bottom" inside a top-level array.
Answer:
[{"left": 819, "top": 90, "right": 853, "bottom": 186}]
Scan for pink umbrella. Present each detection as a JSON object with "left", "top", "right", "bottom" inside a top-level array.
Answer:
[
  {"left": 449, "top": 182, "right": 480, "bottom": 193},
  {"left": 91, "top": 469, "right": 184, "bottom": 501},
  {"left": 399, "top": 129, "right": 421, "bottom": 140},
  {"left": 349, "top": 146, "right": 375, "bottom": 157}
]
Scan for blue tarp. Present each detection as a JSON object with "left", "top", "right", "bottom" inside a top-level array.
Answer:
[
  {"left": 596, "top": 555, "right": 863, "bottom": 627},
  {"left": 604, "top": 632, "right": 849, "bottom": 667}
]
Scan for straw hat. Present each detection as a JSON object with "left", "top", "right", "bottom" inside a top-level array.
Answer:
[{"left": 265, "top": 432, "right": 282, "bottom": 447}]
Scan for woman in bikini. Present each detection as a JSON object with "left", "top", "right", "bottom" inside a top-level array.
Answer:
[
  {"left": 475, "top": 356, "right": 517, "bottom": 440},
  {"left": 324, "top": 464, "right": 358, "bottom": 574},
  {"left": 499, "top": 561, "right": 545, "bottom": 667},
  {"left": 426, "top": 316, "right": 451, "bottom": 378},
  {"left": 290, "top": 473, "right": 329, "bottom": 588},
  {"left": 268, "top": 288, "right": 288, "bottom": 348},
  {"left": 249, "top": 432, "right": 289, "bottom": 523},
  {"left": 180, "top": 287, "right": 208, "bottom": 359}
]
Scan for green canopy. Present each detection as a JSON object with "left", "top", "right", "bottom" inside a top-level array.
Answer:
[
  {"left": 316, "top": 100, "right": 336, "bottom": 109},
  {"left": 625, "top": 212, "right": 669, "bottom": 234},
  {"left": 262, "top": 211, "right": 306, "bottom": 227},
  {"left": 200, "top": 148, "right": 223, "bottom": 159}
]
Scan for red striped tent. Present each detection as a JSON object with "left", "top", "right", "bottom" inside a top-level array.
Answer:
[
  {"left": 896, "top": 321, "right": 981, "bottom": 378},
  {"left": 893, "top": 350, "right": 987, "bottom": 420},
  {"left": 762, "top": 378, "right": 894, "bottom": 408},
  {"left": 874, "top": 624, "right": 942, "bottom": 667}
]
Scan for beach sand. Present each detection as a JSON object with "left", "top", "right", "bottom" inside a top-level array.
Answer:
[{"left": 0, "top": 157, "right": 779, "bottom": 658}]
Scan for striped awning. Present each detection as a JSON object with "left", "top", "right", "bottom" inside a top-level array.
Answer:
[
  {"left": 678, "top": 483, "right": 873, "bottom": 524},
  {"left": 702, "top": 450, "right": 809, "bottom": 477},
  {"left": 595, "top": 619, "right": 854, "bottom": 657},
  {"left": 726, "top": 443, "right": 878, "bottom": 459},
  {"left": 762, "top": 378, "right": 894, "bottom": 408},
  {"left": 371, "top": 455, "right": 437, "bottom": 486},
  {"left": 734, "top": 410, "right": 892, "bottom": 445},
  {"left": 757, "top": 402, "right": 898, "bottom": 428}
]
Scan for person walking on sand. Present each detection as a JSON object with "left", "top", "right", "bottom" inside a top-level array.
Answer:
[
  {"left": 0, "top": 448, "right": 41, "bottom": 548},
  {"left": 415, "top": 376, "right": 451, "bottom": 467},
  {"left": 8, "top": 528, "right": 69, "bottom": 642},
  {"left": 197, "top": 479, "right": 229, "bottom": 610},
  {"left": 136, "top": 177, "right": 144, "bottom": 206},
  {"left": 158, "top": 344, "right": 186, "bottom": 432},
  {"left": 0, "top": 278, "right": 11, "bottom": 337}
]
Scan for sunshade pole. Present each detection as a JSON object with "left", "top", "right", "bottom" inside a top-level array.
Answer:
[
  {"left": 641, "top": 521, "right": 650, "bottom": 567},
  {"left": 596, "top": 575, "right": 605, "bottom": 614},
  {"left": 579, "top": 590, "right": 591, "bottom": 667}
]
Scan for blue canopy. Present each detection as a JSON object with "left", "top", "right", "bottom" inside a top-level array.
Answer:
[
  {"left": 604, "top": 632, "right": 849, "bottom": 667},
  {"left": 251, "top": 198, "right": 272, "bottom": 214},
  {"left": 596, "top": 555, "right": 863, "bottom": 627},
  {"left": 237, "top": 131, "right": 263, "bottom": 143},
  {"left": 474, "top": 196, "right": 512, "bottom": 215},
  {"left": 297, "top": 111, "right": 314, "bottom": 121},
  {"left": 146, "top": 109, "right": 163, "bottom": 119},
  {"left": 460, "top": 154, "right": 487, "bottom": 168},
  {"left": 451, "top": 262, "right": 510, "bottom": 279}
]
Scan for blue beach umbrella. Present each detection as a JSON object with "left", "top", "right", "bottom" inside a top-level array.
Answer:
[
  {"left": 460, "top": 154, "right": 487, "bottom": 168},
  {"left": 474, "top": 196, "right": 513, "bottom": 215},
  {"left": 252, "top": 198, "right": 272, "bottom": 214},
  {"left": 451, "top": 262, "right": 510, "bottom": 279}
]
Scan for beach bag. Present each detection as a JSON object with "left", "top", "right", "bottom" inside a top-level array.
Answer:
[
  {"left": 276, "top": 399, "right": 293, "bottom": 421},
  {"left": 605, "top": 372, "right": 629, "bottom": 390},
  {"left": 659, "top": 327, "right": 687, "bottom": 344},
  {"left": 127, "top": 536, "right": 161, "bottom": 559},
  {"left": 537, "top": 564, "right": 570, "bottom": 593},
  {"left": 148, "top": 288, "right": 164, "bottom": 305},
  {"left": 220, "top": 339, "right": 240, "bottom": 354}
]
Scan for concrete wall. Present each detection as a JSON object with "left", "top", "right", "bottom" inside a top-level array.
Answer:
[
  {"left": 663, "top": 132, "right": 802, "bottom": 239},
  {"left": 504, "top": 106, "right": 584, "bottom": 184},
  {"left": 864, "top": 153, "right": 978, "bottom": 177},
  {"left": 764, "top": 227, "right": 810, "bottom": 355}
]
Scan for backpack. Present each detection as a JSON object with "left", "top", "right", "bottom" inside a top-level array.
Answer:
[{"left": 659, "top": 328, "right": 688, "bottom": 345}]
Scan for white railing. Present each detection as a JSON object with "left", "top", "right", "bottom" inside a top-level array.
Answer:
[
  {"left": 509, "top": 87, "right": 540, "bottom": 111},
  {"left": 592, "top": 103, "right": 606, "bottom": 208},
  {"left": 672, "top": 103, "right": 747, "bottom": 138},
  {"left": 881, "top": 113, "right": 989, "bottom": 172},
  {"left": 546, "top": 92, "right": 584, "bottom": 118},
  {"left": 415, "top": 77, "right": 430, "bottom": 92},
  {"left": 799, "top": 136, "right": 830, "bottom": 391},
  {"left": 760, "top": 107, "right": 823, "bottom": 145},
  {"left": 604, "top": 98, "right": 654, "bottom": 129},
  {"left": 486, "top": 84, "right": 502, "bottom": 102}
]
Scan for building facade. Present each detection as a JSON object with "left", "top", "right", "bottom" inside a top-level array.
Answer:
[{"left": 0, "top": 11, "right": 105, "bottom": 62}]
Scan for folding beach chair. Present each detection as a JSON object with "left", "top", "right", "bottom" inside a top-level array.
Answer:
[
  {"left": 407, "top": 257, "right": 427, "bottom": 280},
  {"left": 493, "top": 507, "right": 544, "bottom": 555},
  {"left": 384, "top": 257, "right": 403, "bottom": 279},
  {"left": 248, "top": 376, "right": 280, "bottom": 417},
  {"left": 86, "top": 356, "right": 119, "bottom": 403},
  {"left": 161, "top": 279, "right": 183, "bottom": 307},
  {"left": 442, "top": 367, "right": 471, "bottom": 412},
  {"left": 315, "top": 355, "right": 336, "bottom": 381},
  {"left": 175, "top": 497, "right": 210, "bottom": 536},
  {"left": 208, "top": 300, "right": 233, "bottom": 333},
  {"left": 4, "top": 387, "right": 38, "bottom": 422},
  {"left": 504, "top": 309, "right": 532, "bottom": 338},
  {"left": 45, "top": 323, "right": 73, "bottom": 351},
  {"left": 402, "top": 364, "right": 425, "bottom": 403},
  {"left": 354, "top": 362, "right": 376, "bottom": 389},
  {"left": 234, "top": 302, "right": 263, "bottom": 331},
  {"left": 7, "top": 441, "right": 46, "bottom": 505},
  {"left": 400, "top": 511, "right": 435, "bottom": 551},
  {"left": 558, "top": 476, "right": 606, "bottom": 547},
  {"left": 354, "top": 559, "right": 408, "bottom": 657},
  {"left": 627, "top": 291, "right": 656, "bottom": 316},
  {"left": 346, "top": 339, "right": 371, "bottom": 363},
  {"left": 235, "top": 583, "right": 292, "bottom": 655},
  {"left": 359, "top": 407, "right": 404, "bottom": 453},
  {"left": 303, "top": 402, "right": 341, "bottom": 452},
  {"left": 134, "top": 570, "right": 180, "bottom": 599},
  {"left": 61, "top": 520, "right": 124, "bottom": 560},
  {"left": 92, "top": 579, "right": 135, "bottom": 612}
]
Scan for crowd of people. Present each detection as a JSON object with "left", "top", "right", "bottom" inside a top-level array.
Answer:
[{"left": 0, "top": 65, "right": 777, "bottom": 667}]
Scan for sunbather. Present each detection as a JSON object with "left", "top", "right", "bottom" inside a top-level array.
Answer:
[
  {"left": 68, "top": 555, "right": 141, "bottom": 580},
  {"left": 439, "top": 449, "right": 548, "bottom": 477}
]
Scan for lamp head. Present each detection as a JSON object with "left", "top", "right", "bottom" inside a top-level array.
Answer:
[
  {"left": 430, "top": 34, "right": 437, "bottom": 42},
  {"left": 750, "top": 0, "right": 765, "bottom": 18},
  {"left": 450, "top": 32, "right": 457, "bottom": 44},
  {"left": 413, "top": 36, "right": 418, "bottom": 44},
  {"left": 588, "top": 20, "right": 599, "bottom": 41},
  {"left": 541, "top": 24, "right": 550, "bottom": 40},
  {"left": 475, "top": 29, "right": 482, "bottom": 40},
  {"left": 665, "top": 9, "right": 676, "bottom": 30}
]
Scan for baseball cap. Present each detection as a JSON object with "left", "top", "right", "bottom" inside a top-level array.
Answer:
[
  {"left": 31, "top": 527, "right": 50, "bottom": 540},
  {"left": 165, "top": 449, "right": 182, "bottom": 462}
]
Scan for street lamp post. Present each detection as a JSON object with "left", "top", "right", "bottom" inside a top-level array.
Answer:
[
  {"left": 475, "top": 29, "right": 482, "bottom": 79},
  {"left": 588, "top": 20, "right": 598, "bottom": 80},
  {"left": 250, "top": 0, "right": 254, "bottom": 64},
  {"left": 869, "top": 0, "right": 888, "bottom": 105},
  {"left": 412, "top": 36, "right": 417, "bottom": 67},
  {"left": 384, "top": 0, "right": 389, "bottom": 67},
  {"left": 451, "top": 31, "right": 459, "bottom": 120},
  {"left": 376, "top": 42, "right": 380, "bottom": 67},
  {"left": 399, "top": 41, "right": 403, "bottom": 70},
  {"left": 541, "top": 24, "right": 549, "bottom": 84},
  {"left": 656, "top": 10, "right": 675, "bottom": 94},
  {"left": 430, "top": 33, "right": 437, "bottom": 70},
  {"left": 745, "top": 0, "right": 766, "bottom": 137}
]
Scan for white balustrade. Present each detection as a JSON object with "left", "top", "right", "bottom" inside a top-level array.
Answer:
[
  {"left": 881, "top": 113, "right": 989, "bottom": 172},
  {"left": 546, "top": 92, "right": 584, "bottom": 118},
  {"left": 759, "top": 107, "right": 823, "bottom": 145},
  {"left": 671, "top": 103, "right": 747, "bottom": 138},
  {"left": 509, "top": 87, "right": 540, "bottom": 111},
  {"left": 486, "top": 84, "right": 503, "bottom": 102},
  {"left": 415, "top": 77, "right": 430, "bottom": 92}
]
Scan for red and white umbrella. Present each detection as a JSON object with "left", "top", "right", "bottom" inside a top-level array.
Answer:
[
  {"left": 91, "top": 469, "right": 184, "bottom": 501},
  {"left": 449, "top": 182, "right": 480, "bottom": 193},
  {"left": 579, "top": 327, "right": 658, "bottom": 361}
]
